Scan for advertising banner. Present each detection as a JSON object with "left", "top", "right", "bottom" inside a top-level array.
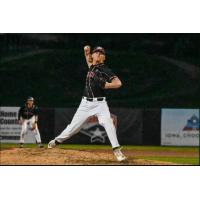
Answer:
[
  {"left": 0, "top": 107, "right": 36, "bottom": 143},
  {"left": 161, "top": 109, "right": 199, "bottom": 146}
]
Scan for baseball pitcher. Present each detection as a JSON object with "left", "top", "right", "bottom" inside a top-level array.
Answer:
[
  {"left": 48, "top": 46, "right": 126, "bottom": 161},
  {"left": 18, "top": 97, "right": 43, "bottom": 148}
]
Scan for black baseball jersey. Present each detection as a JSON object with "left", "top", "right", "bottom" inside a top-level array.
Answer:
[
  {"left": 18, "top": 104, "right": 39, "bottom": 120},
  {"left": 83, "top": 63, "right": 117, "bottom": 98}
]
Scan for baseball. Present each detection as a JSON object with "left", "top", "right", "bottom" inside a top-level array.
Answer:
[{"left": 84, "top": 45, "right": 90, "bottom": 51}]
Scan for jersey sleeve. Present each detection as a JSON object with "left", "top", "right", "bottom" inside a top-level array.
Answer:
[
  {"left": 18, "top": 107, "right": 23, "bottom": 120},
  {"left": 34, "top": 106, "right": 39, "bottom": 116},
  {"left": 100, "top": 67, "right": 117, "bottom": 82}
]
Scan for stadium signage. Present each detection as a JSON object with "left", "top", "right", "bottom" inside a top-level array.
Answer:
[
  {"left": 161, "top": 109, "right": 199, "bottom": 146},
  {"left": 0, "top": 110, "right": 19, "bottom": 124},
  {"left": 0, "top": 107, "right": 35, "bottom": 143}
]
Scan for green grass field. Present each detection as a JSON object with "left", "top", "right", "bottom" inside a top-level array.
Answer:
[{"left": 1, "top": 143, "right": 199, "bottom": 165}]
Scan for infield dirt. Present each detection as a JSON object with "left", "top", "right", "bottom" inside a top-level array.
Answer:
[{"left": 1, "top": 147, "right": 195, "bottom": 165}]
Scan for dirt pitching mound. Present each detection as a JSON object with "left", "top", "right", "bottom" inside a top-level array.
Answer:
[{"left": 0, "top": 148, "right": 179, "bottom": 165}]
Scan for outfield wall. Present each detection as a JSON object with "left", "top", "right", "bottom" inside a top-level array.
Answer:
[{"left": 0, "top": 107, "right": 199, "bottom": 146}]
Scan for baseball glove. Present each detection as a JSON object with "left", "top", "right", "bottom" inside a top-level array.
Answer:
[{"left": 31, "top": 122, "right": 37, "bottom": 131}]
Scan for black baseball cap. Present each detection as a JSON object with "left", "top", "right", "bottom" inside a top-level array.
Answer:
[
  {"left": 27, "top": 96, "right": 34, "bottom": 101},
  {"left": 92, "top": 46, "right": 105, "bottom": 55}
]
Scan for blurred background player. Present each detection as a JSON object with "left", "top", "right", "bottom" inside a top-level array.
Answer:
[{"left": 18, "top": 97, "right": 43, "bottom": 148}]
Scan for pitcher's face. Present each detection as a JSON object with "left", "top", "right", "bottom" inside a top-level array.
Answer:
[
  {"left": 100, "top": 54, "right": 106, "bottom": 63},
  {"left": 92, "top": 52, "right": 101, "bottom": 63},
  {"left": 27, "top": 100, "right": 33, "bottom": 108}
]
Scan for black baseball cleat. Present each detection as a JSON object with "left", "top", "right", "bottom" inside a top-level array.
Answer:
[
  {"left": 19, "top": 143, "right": 24, "bottom": 148},
  {"left": 38, "top": 143, "right": 44, "bottom": 148}
]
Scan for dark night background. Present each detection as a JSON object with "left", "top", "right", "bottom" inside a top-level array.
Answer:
[{"left": 0, "top": 33, "right": 199, "bottom": 108}]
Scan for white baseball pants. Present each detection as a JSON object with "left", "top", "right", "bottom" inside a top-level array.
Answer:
[
  {"left": 20, "top": 116, "right": 42, "bottom": 144},
  {"left": 55, "top": 98, "right": 120, "bottom": 149}
]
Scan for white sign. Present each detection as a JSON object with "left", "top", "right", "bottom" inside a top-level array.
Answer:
[
  {"left": 161, "top": 109, "right": 199, "bottom": 146},
  {"left": 0, "top": 107, "right": 36, "bottom": 143}
]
